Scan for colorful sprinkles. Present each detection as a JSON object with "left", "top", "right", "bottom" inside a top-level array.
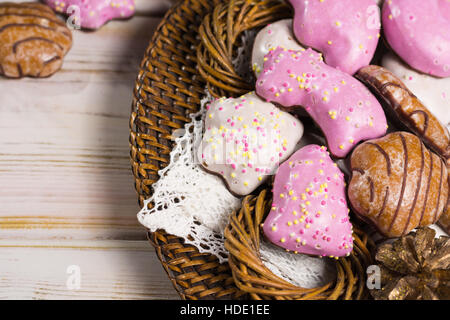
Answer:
[
  {"left": 198, "top": 92, "right": 303, "bottom": 196},
  {"left": 255, "top": 47, "right": 387, "bottom": 158},
  {"left": 263, "top": 144, "right": 354, "bottom": 258},
  {"left": 251, "top": 19, "right": 305, "bottom": 76}
]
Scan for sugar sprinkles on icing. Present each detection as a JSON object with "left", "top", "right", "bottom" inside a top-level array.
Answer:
[
  {"left": 256, "top": 47, "right": 387, "bottom": 158},
  {"left": 251, "top": 19, "right": 306, "bottom": 77},
  {"left": 198, "top": 92, "right": 304, "bottom": 196},
  {"left": 263, "top": 145, "right": 354, "bottom": 258}
]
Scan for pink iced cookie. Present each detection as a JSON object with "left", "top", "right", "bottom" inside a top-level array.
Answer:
[
  {"left": 262, "top": 145, "right": 354, "bottom": 258},
  {"left": 289, "top": 0, "right": 380, "bottom": 75},
  {"left": 382, "top": 0, "right": 450, "bottom": 78},
  {"left": 198, "top": 92, "right": 303, "bottom": 196},
  {"left": 44, "top": 0, "right": 136, "bottom": 29},
  {"left": 255, "top": 47, "right": 387, "bottom": 158}
]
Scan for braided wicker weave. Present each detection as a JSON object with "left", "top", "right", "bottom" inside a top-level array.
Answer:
[
  {"left": 225, "top": 190, "right": 376, "bottom": 300},
  {"left": 130, "top": 0, "right": 245, "bottom": 300},
  {"left": 197, "top": 0, "right": 291, "bottom": 98},
  {"left": 130, "top": 0, "right": 376, "bottom": 300}
]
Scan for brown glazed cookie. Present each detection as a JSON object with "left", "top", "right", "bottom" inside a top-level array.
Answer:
[
  {"left": 357, "top": 65, "right": 450, "bottom": 161},
  {"left": 348, "top": 132, "right": 448, "bottom": 238},
  {"left": 0, "top": 2, "right": 72, "bottom": 78}
]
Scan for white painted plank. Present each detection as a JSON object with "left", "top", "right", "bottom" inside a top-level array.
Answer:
[
  {"left": 0, "top": 240, "right": 180, "bottom": 300},
  {"left": 134, "top": 0, "right": 175, "bottom": 16},
  {"left": 0, "top": 16, "right": 161, "bottom": 241},
  {"left": 0, "top": 2, "right": 181, "bottom": 300}
]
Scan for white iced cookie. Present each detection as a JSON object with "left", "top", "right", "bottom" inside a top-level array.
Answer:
[
  {"left": 382, "top": 53, "right": 450, "bottom": 128},
  {"left": 251, "top": 19, "right": 305, "bottom": 76},
  {"left": 198, "top": 91, "right": 304, "bottom": 196}
]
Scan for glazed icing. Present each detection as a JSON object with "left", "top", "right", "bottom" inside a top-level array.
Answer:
[
  {"left": 263, "top": 144, "right": 353, "bottom": 258},
  {"left": 255, "top": 47, "right": 387, "bottom": 158},
  {"left": 289, "top": 0, "right": 380, "bottom": 75},
  {"left": 251, "top": 19, "right": 305, "bottom": 76},
  {"left": 382, "top": 53, "right": 450, "bottom": 128},
  {"left": 198, "top": 92, "right": 303, "bottom": 196},
  {"left": 44, "top": 0, "right": 136, "bottom": 29},
  {"left": 382, "top": 0, "right": 450, "bottom": 77}
]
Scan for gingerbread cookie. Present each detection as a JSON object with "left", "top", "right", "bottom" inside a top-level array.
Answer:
[
  {"left": 0, "top": 2, "right": 72, "bottom": 78},
  {"left": 382, "top": 0, "right": 450, "bottom": 77},
  {"left": 263, "top": 144, "right": 353, "bottom": 258},
  {"left": 251, "top": 19, "right": 305, "bottom": 76},
  {"left": 382, "top": 53, "right": 450, "bottom": 129},
  {"left": 357, "top": 65, "right": 450, "bottom": 160},
  {"left": 348, "top": 132, "right": 448, "bottom": 238},
  {"left": 255, "top": 47, "right": 387, "bottom": 158},
  {"left": 289, "top": 0, "right": 380, "bottom": 75},
  {"left": 44, "top": 0, "right": 136, "bottom": 30},
  {"left": 198, "top": 91, "right": 303, "bottom": 196}
]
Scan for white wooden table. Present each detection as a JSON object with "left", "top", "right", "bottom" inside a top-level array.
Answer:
[{"left": 0, "top": 0, "right": 180, "bottom": 300}]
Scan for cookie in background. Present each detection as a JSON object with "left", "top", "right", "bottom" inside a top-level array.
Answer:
[
  {"left": 43, "top": 0, "right": 136, "bottom": 30},
  {"left": 289, "top": 0, "right": 381, "bottom": 75},
  {"left": 0, "top": 2, "right": 72, "bottom": 78},
  {"left": 382, "top": 53, "right": 450, "bottom": 129},
  {"left": 357, "top": 64, "right": 450, "bottom": 160},
  {"left": 382, "top": 0, "right": 450, "bottom": 77}
]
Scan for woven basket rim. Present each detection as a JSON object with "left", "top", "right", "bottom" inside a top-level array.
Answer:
[{"left": 130, "top": 0, "right": 247, "bottom": 300}]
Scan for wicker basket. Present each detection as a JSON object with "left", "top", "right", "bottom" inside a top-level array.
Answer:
[
  {"left": 129, "top": 0, "right": 376, "bottom": 300},
  {"left": 224, "top": 190, "right": 376, "bottom": 300},
  {"left": 130, "top": 0, "right": 245, "bottom": 300}
]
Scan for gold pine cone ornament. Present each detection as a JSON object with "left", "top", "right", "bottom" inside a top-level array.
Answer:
[{"left": 371, "top": 227, "right": 449, "bottom": 300}]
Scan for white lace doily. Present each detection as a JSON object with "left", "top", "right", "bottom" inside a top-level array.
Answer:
[
  {"left": 260, "top": 241, "right": 336, "bottom": 288},
  {"left": 137, "top": 96, "right": 241, "bottom": 262}
]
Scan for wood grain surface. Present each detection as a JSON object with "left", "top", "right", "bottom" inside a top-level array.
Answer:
[{"left": 0, "top": 0, "right": 180, "bottom": 299}]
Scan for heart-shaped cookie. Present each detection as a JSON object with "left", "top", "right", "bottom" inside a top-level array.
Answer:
[{"left": 262, "top": 144, "right": 354, "bottom": 258}]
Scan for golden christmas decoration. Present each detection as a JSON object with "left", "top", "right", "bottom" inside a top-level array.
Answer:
[{"left": 371, "top": 227, "right": 450, "bottom": 300}]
